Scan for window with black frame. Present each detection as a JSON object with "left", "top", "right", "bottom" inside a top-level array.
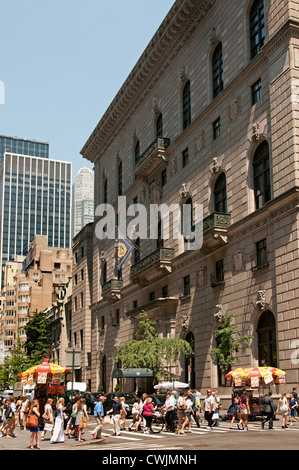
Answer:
[
  {"left": 250, "top": 0, "right": 265, "bottom": 59},
  {"left": 182, "top": 80, "right": 191, "bottom": 130},
  {"left": 253, "top": 140, "right": 271, "bottom": 209},
  {"left": 212, "top": 43, "right": 223, "bottom": 99},
  {"left": 214, "top": 173, "right": 227, "bottom": 213}
]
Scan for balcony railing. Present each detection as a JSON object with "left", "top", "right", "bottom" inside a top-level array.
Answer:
[
  {"left": 131, "top": 247, "right": 174, "bottom": 286},
  {"left": 200, "top": 212, "right": 231, "bottom": 252},
  {"left": 102, "top": 279, "right": 123, "bottom": 302},
  {"left": 135, "top": 137, "right": 170, "bottom": 179}
]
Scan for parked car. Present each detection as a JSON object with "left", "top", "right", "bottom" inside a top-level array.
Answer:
[
  {"left": 81, "top": 392, "right": 97, "bottom": 414},
  {"left": 103, "top": 392, "right": 136, "bottom": 417},
  {"left": 148, "top": 394, "right": 166, "bottom": 408}
]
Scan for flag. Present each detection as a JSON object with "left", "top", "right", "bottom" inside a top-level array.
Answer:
[{"left": 117, "top": 230, "right": 135, "bottom": 270}]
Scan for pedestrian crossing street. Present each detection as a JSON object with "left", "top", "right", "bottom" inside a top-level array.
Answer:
[{"left": 86, "top": 419, "right": 299, "bottom": 450}]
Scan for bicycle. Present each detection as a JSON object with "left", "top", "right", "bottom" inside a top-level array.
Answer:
[{"left": 149, "top": 409, "right": 166, "bottom": 434}]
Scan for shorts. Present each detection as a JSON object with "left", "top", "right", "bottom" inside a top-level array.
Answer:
[{"left": 239, "top": 408, "right": 248, "bottom": 415}]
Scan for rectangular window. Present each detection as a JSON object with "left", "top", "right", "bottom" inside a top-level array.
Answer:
[
  {"left": 149, "top": 292, "right": 155, "bottom": 301},
  {"left": 182, "top": 148, "right": 189, "bottom": 168},
  {"left": 215, "top": 259, "right": 224, "bottom": 283},
  {"left": 252, "top": 79, "right": 262, "bottom": 104},
  {"left": 213, "top": 118, "right": 221, "bottom": 140},
  {"left": 183, "top": 275, "right": 190, "bottom": 296},
  {"left": 256, "top": 239, "right": 268, "bottom": 267},
  {"left": 162, "top": 285, "right": 168, "bottom": 298}
]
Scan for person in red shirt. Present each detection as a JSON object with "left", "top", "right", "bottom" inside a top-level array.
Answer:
[{"left": 142, "top": 397, "right": 156, "bottom": 434}]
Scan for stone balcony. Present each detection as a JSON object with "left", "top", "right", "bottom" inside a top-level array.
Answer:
[
  {"left": 130, "top": 247, "right": 174, "bottom": 287},
  {"left": 200, "top": 212, "right": 231, "bottom": 253},
  {"left": 135, "top": 137, "right": 170, "bottom": 181},
  {"left": 102, "top": 279, "right": 123, "bottom": 303}
]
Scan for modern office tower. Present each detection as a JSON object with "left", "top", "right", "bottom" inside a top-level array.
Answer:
[
  {"left": 0, "top": 152, "right": 72, "bottom": 287},
  {"left": 0, "top": 135, "right": 49, "bottom": 163},
  {"left": 72, "top": 167, "right": 94, "bottom": 239}
]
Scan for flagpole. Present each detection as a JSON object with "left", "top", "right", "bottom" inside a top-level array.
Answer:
[{"left": 116, "top": 227, "right": 147, "bottom": 257}]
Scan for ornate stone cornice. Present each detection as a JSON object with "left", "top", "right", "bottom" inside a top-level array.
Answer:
[{"left": 80, "top": 0, "right": 218, "bottom": 163}]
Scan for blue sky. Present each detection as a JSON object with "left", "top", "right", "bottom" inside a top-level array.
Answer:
[{"left": 0, "top": 0, "right": 174, "bottom": 181}]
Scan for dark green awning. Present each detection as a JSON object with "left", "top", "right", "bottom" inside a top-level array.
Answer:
[{"left": 112, "top": 368, "right": 153, "bottom": 379}]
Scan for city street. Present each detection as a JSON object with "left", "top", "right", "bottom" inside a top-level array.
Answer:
[{"left": 0, "top": 414, "right": 298, "bottom": 452}]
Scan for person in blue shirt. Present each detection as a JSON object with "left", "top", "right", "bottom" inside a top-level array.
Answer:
[{"left": 91, "top": 396, "right": 105, "bottom": 440}]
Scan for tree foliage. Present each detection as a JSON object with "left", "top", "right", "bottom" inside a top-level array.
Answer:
[
  {"left": 24, "top": 310, "right": 52, "bottom": 364},
  {"left": 210, "top": 313, "right": 252, "bottom": 374},
  {"left": 112, "top": 311, "right": 193, "bottom": 383},
  {"left": 0, "top": 338, "right": 30, "bottom": 389}
]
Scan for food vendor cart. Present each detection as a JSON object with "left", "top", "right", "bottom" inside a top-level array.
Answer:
[{"left": 225, "top": 366, "right": 286, "bottom": 420}]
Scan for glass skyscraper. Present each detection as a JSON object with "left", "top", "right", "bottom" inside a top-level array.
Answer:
[
  {"left": 0, "top": 148, "right": 72, "bottom": 287},
  {"left": 0, "top": 135, "right": 49, "bottom": 163}
]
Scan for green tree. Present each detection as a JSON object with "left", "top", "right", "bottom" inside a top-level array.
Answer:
[
  {"left": 0, "top": 338, "right": 29, "bottom": 389},
  {"left": 24, "top": 310, "right": 52, "bottom": 364},
  {"left": 112, "top": 311, "right": 193, "bottom": 384},
  {"left": 210, "top": 313, "right": 252, "bottom": 375}
]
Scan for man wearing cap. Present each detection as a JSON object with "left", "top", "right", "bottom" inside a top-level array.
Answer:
[
  {"left": 203, "top": 390, "right": 215, "bottom": 428},
  {"left": 91, "top": 396, "right": 105, "bottom": 440}
]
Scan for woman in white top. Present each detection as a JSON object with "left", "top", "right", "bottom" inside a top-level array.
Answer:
[
  {"left": 41, "top": 398, "right": 54, "bottom": 440},
  {"left": 51, "top": 398, "right": 65, "bottom": 443},
  {"left": 277, "top": 392, "right": 290, "bottom": 428},
  {"left": 180, "top": 394, "right": 194, "bottom": 434}
]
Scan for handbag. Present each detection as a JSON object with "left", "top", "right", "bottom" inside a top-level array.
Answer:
[
  {"left": 79, "top": 416, "right": 87, "bottom": 429},
  {"left": 44, "top": 423, "right": 53, "bottom": 432},
  {"left": 26, "top": 413, "right": 38, "bottom": 428},
  {"left": 103, "top": 415, "right": 111, "bottom": 424}
]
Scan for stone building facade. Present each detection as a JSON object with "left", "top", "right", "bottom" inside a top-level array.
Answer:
[{"left": 80, "top": 0, "right": 299, "bottom": 394}]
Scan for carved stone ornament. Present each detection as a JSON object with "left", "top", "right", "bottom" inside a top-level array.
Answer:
[
  {"left": 233, "top": 250, "right": 245, "bottom": 272},
  {"left": 229, "top": 97, "right": 241, "bottom": 121},
  {"left": 179, "top": 182, "right": 191, "bottom": 199},
  {"left": 195, "top": 131, "right": 205, "bottom": 153},
  {"left": 197, "top": 267, "right": 207, "bottom": 287},
  {"left": 181, "top": 315, "right": 190, "bottom": 330},
  {"left": 170, "top": 157, "right": 178, "bottom": 176},
  {"left": 100, "top": 251, "right": 106, "bottom": 267},
  {"left": 256, "top": 290, "right": 266, "bottom": 311},
  {"left": 252, "top": 123, "right": 260, "bottom": 142},
  {"left": 214, "top": 304, "right": 224, "bottom": 323},
  {"left": 211, "top": 157, "right": 220, "bottom": 174},
  {"left": 150, "top": 181, "right": 161, "bottom": 204}
]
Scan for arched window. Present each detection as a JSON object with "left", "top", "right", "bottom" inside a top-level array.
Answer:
[
  {"left": 257, "top": 310, "right": 277, "bottom": 367},
  {"left": 118, "top": 161, "right": 122, "bottom": 196},
  {"left": 156, "top": 113, "right": 163, "bottom": 138},
  {"left": 250, "top": 0, "right": 265, "bottom": 59},
  {"left": 214, "top": 173, "right": 227, "bottom": 213},
  {"left": 182, "top": 80, "right": 191, "bottom": 130},
  {"left": 212, "top": 43, "right": 223, "bottom": 99},
  {"left": 253, "top": 141, "right": 271, "bottom": 209}
]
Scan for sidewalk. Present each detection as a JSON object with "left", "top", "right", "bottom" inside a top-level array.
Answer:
[{"left": 0, "top": 418, "right": 105, "bottom": 451}]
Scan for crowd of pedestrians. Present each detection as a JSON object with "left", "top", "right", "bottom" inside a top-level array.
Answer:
[{"left": 0, "top": 385, "right": 298, "bottom": 448}]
